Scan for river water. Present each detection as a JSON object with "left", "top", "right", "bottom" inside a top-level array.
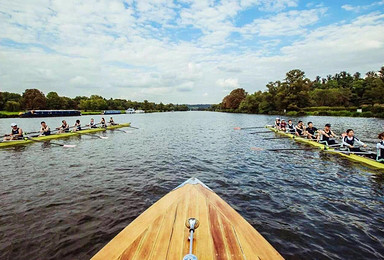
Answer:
[{"left": 0, "top": 112, "right": 383, "bottom": 259}]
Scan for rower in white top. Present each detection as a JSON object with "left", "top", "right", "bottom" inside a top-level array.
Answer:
[{"left": 377, "top": 132, "right": 384, "bottom": 162}]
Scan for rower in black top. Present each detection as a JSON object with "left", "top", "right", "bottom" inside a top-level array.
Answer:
[
  {"left": 74, "top": 120, "right": 81, "bottom": 131},
  {"left": 318, "top": 123, "right": 337, "bottom": 146},
  {"left": 100, "top": 118, "right": 107, "bottom": 128},
  {"left": 287, "top": 120, "right": 296, "bottom": 134},
  {"left": 39, "top": 121, "right": 51, "bottom": 136},
  {"left": 377, "top": 132, "right": 384, "bottom": 162},
  {"left": 274, "top": 118, "right": 281, "bottom": 130},
  {"left": 341, "top": 129, "right": 367, "bottom": 152},
  {"left": 306, "top": 122, "right": 318, "bottom": 140},
  {"left": 57, "top": 120, "right": 69, "bottom": 133},
  {"left": 3, "top": 123, "right": 23, "bottom": 140},
  {"left": 90, "top": 118, "right": 97, "bottom": 128},
  {"left": 109, "top": 117, "right": 116, "bottom": 126},
  {"left": 295, "top": 121, "right": 306, "bottom": 137}
]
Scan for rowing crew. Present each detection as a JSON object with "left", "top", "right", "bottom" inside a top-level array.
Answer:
[
  {"left": 3, "top": 117, "right": 117, "bottom": 141},
  {"left": 274, "top": 118, "right": 384, "bottom": 162},
  {"left": 275, "top": 118, "right": 321, "bottom": 140}
]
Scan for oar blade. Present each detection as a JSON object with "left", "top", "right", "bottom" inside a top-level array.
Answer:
[{"left": 63, "top": 144, "right": 77, "bottom": 148}]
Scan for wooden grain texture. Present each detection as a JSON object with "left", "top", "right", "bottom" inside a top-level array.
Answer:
[{"left": 92, "top": 181, "right": 283, "bottom": 260}]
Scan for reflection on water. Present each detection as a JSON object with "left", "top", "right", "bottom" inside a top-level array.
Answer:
[{"left": 0, "top": 112, "right": 383, "bottom": 259}]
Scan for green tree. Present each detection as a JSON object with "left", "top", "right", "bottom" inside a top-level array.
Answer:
[
  {"left": 4, "top": 101, "right": 21, "bottom": 111},
  {"left": 0, "top": 92, "right": 22, "bottom": 110},
  {"left": 21, "top": 89, "right": 47, "bottom": 110},
  {"left": 46, "top": 92, "right": 65, "bottom": 109}
]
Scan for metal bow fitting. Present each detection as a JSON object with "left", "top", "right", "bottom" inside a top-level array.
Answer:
[{"left": 182, "top": 218, "right": 200, "bottom": 260}]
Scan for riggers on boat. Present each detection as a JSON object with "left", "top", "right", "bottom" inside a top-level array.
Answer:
[
  {"left": 0, "top": 123, "right": 130, "bottom": 148},
  {"left": 92, "top": 178, "right": 283, "bottom": 260},
  {"left": 266, "top": 126, "right": 384, "bottom": 170}
]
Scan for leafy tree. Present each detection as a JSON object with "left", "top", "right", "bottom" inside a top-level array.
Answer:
[
  {"left": 221, "top": 88, "right": 247, "bottom": 110},
  {"left": 46, "top": 92, "right": 65, "bottom": 109},
  {"left": 21, "top": 89, "right": 46, "bottom": 110},
  {"left": 0, "top": 92, "right": 22, "bottom": 110},
  {"left": 4, "top": 101, "right": 21, "bottom": 111}
]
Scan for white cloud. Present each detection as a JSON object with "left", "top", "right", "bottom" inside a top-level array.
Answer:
[
  {"left": 216, "top": 78, "right": 239, "bottom": 89},
  {"left": 240, "top": 8, "right": 327, "bottom": 37},
  {"left": 70, "top": 76, "right": 89, "bottom": 86},
  {"left": 342, "top": 1, "right": 384, "bottom": 13},
  {"left": 240, "top": 0, "right": 298, "bottom": 12}
]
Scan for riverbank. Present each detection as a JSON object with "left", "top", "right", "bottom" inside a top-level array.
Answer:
[
  {"left": 0, "top": 110, "right": 176, "bottom": 118},
  {"left": 212, "top": 106, "right": 384, "bottom": 118}
]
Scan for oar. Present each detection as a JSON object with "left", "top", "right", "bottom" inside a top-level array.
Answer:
[
  {"left": 113, "top": 129, "right": 130, "bottom": 133},
  {"left": 262, "top": 137, "right": 286, "bottom": 140},
  {"left": 251, "top": 147, "right": 318, "bottom": 151},
  {"left": 234, "top": 126, "right": 265, "bottom": 130},
  {"left": 75, "top": 131, "right": 108, "bottom": 139},
  {"left": 249, "top": 131, "right": 272, "bottom": 134},
  {"left": 327, "top": 143, "right": 341, "bottom": 147},
  {"left": 129, "top": 126, "right": 139, "bottom": 129},
  {"left": 26, "top": 137, "right": 76, "bottom": 148}
]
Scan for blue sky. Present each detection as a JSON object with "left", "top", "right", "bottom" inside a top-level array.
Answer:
[{"left": 0, "top": 0, "right": 383, "bottom": 103}]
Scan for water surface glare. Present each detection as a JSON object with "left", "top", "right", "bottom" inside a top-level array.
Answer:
[{"left": 0, "top": 112, "right": 383, "bottom": 259}]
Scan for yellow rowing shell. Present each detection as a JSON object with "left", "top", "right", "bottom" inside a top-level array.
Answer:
[
  {"left": 92, "top": 178, "right": 283, "bottom": 260},
  {"left": 266, "top": 126, "right": 384, "bottom": 170},
  {"left": 0, "top": 123, "right": 130, "bottom": 148}
]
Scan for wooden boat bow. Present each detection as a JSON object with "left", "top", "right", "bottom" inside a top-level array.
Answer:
[{"left": 92, "top": 178, "right": 283, "bottom": 260}]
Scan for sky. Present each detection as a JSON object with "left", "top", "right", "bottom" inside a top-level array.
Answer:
[{"left": 0, "top": 0, "right": 383, "bottom": 104}]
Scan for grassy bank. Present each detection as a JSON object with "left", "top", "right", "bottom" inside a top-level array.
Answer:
[{"left": 0, "top": 111, "right": 22, "bottom": 118}]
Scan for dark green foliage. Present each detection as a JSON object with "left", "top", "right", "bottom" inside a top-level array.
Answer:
[
  {"left": 217, "top": 66, "right": 384, "bottom": 118},
  {"left": 0, "top": 90, "right": 188, "bottom": 112}
]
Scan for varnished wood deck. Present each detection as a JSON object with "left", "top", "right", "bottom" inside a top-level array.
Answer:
[{"left": 92, "top": 178, "right": 283, "bottom": 260}]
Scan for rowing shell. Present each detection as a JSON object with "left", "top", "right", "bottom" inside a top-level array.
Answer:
[
  {"left": 0, "top": 123, "right": 130, "bottom": 148},
  {"left": 92, "top": 178, "right": 283, "bottom": 260},
  {"left": 266, "top": 126, "right": 384, "bottom": 170}
]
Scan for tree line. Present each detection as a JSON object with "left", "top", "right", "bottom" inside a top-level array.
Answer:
[
  {"left": 0, "top": 89, "right": 188, "bottom": 112},
  {"left": 215, "top": 66, "right": 384, "bottom": 117}
]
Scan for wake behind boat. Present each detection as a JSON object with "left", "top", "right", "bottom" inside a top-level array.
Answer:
[{"left": 92, "top": 177, "right": 283, "bottom": 260}]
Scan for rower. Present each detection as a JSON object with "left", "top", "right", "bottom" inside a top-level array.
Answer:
[
  {"left": 280, "top": 119, "right": 287, "bottom": 131},
  {"left": 295, "top": 121, "right": 306, "bottom": 137},
  {"left": 274, "top": 118, "right": 281, "bottom": 130},
  {"left": 3, "top": 123, "right": 23, "bottom": 140},
  {"left": 57, "top": 120, "right": 70, "bottom": 133},
  {"left": 109, "top": 117, "right": 116, "bottom": 126},
  {"left": 286, "top": 120, "right": 296, "bottom": 134},
  {"left": 100, "top": 117, "right": 107, "bottom": 128},
  {"left": 377, "top": 132, "right": 384, "bottom": 162},
  {"left": 318, "top": 123, "right": 338, "bottom": 146},
  {"left": 341, "top": 129, "right": 367, "bottom": 152},
  {"left": 39, "top": 121, "right": 51, "bottom": 136},
  {"left": 90, "top": 118, "right": 97, "bottom": 128},
  {"left": 306, "top": 122, "right": 318, "bottom": 140},
  {"left": 74, "top": 120, "right": 81, "bottom": 131}
]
